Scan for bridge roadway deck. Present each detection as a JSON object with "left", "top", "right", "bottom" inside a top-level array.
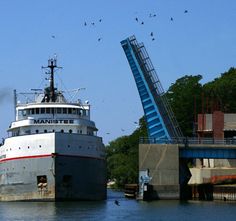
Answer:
[
  {"left": 179, "top": 144, "right": 236, "bottom": 159},
  {"left": 140, "top": 137, "right": 236, "bottom": 159}
]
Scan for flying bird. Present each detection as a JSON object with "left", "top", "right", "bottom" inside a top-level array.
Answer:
[
  {"left": 99, "top": 19, "right": 102, "bottom": 22},
  {"left": 170, "top": 17, "right": 174, "bottom": 21},
  {"left": 84, "top": 22, "right": 87, "bottom": 26},
  {"left": 114, "top": 200, "right": 120, "bottom": 206},
  {"left": 135, "top": 17, "right": 138, "bottom": 22},
  {"left": 184, "top": 10, "right": 188, "bottom": 13},
  {"left": 152, "top": 38, "right": 155, "bottom": 41},
  {"left": 51, "top": 35, "right": 55, "bottom": 39},
  {"left": 141, "top": 21, "right": 144, "bottom": 25},
  {"left": 150, "top": 32, "right": 153, "bottom": 37},
  {"left": 149, "top": 13, "right": 157, "bottom": 18},
  {"left": 91, "top": 22, "right": 95, "bottom": 26},
  {"left": 98, "top": 38, "right": 102, "bottom": 42}
]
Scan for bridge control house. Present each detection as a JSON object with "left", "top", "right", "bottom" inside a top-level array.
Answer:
[
  {"left": 196, "top": 111, "right": 236, "bottom": 168},
  {"left": 197, "top": 111, "right": 236, "bottom": 140}
]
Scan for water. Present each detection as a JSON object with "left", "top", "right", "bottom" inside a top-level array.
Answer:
[{"left": 0, "top": 190, "right": 235, "bottom": 221}]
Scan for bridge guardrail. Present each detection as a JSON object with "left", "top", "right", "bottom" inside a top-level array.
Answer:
[{"left": 139, "top": 137, "right": 236, "bottom": 145}]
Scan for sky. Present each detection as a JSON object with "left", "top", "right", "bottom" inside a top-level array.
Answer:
[{"left": 0, "top": 0, "right": 236, "bottom": 145}]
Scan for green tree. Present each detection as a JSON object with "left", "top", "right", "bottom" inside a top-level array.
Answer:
[
  {"left": 203, "top": 67, "right": 236, "bottom": 112},
  {"left": 106, "top": 117, "right": 147, "bottom": 188},
  {"left": 166, "top": 75, "right": 203, "bottom": 136}
]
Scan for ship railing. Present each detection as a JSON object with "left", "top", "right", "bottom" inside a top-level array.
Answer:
[
  {"left": 16, "top": 101, "right": 87, "bottom": 106},
  {"left": 139, "top": 137, "right": 236, "bottom": 145}
]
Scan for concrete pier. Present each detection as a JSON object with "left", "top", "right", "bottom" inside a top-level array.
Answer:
[{"left": 139, "top": 144, "right": 180, "bottom": 199}]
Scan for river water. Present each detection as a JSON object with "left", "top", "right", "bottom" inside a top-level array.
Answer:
[{"left": 0, "top": 190, "right": 235, "bottom": 221}]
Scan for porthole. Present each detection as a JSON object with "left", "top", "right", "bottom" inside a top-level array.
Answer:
[{"left": 61, "top": 129, "right": 64, "bottom": 133}]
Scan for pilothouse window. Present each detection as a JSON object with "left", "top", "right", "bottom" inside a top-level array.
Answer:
[
  {"left": 41, "top": 108, "right": 45, "bottom": 114},
  {"left": 28, "top": 109, "right": 34, "bottom": 115},
  {"left": 57, "top": 108, "right": 62, "bottom": 114},
  {"left": 18, "top": 110, "right": 27, "bottom": 118}
]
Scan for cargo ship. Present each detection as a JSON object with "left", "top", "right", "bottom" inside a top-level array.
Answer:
[{"left": 0, "top": 58, "right": 107, "bottom": 201}]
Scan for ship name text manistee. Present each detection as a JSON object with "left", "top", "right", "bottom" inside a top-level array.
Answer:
[{"left": 33, "top": 119, "right": 74, "bottom": 124}]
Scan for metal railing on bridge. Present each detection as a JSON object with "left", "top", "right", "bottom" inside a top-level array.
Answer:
[{"left": 140, "top": 137, "right": 236, "bottom": 145}]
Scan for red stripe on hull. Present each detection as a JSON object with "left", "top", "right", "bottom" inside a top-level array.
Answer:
[
  {"left": 0, "top": 154, "right": 52, "bottom": 163},
  {"left": 0, "top": 153, "right": 105, "bottom": 163}
]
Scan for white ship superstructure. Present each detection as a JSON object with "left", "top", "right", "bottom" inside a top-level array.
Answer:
[{"left": 0, "top": 58, "right": 106, "bottom": 201}]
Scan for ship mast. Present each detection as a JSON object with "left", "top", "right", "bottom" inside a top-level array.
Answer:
[
  {"left": 42, "top": 57, "right": 62, "bottom": 102},
  {"left": 48, "top": 58, "right": 56, "bottom": 102}
]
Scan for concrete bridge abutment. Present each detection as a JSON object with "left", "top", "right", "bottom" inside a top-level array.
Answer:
[{"left": 139, "top": 144, "right": 183, "bottom": 199}]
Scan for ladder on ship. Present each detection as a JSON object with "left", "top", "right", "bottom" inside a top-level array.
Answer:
[{"left": 121, "top": 35, "right": 183, "bottom": 142}]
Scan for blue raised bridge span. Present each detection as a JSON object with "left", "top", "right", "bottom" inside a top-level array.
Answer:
[{"left": 121, "top": 35, "right": 236, "bottom": 160}]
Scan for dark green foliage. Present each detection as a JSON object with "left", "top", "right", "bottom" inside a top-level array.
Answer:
[
  {"left": 106, "top": 117, "right": 147, "bottom": 188},
  {"left": 203, "top": 68, "right": 236, "bottom": 113},
  {"left": 166, "top": 75, "right": 203, "bottom": 136}
]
